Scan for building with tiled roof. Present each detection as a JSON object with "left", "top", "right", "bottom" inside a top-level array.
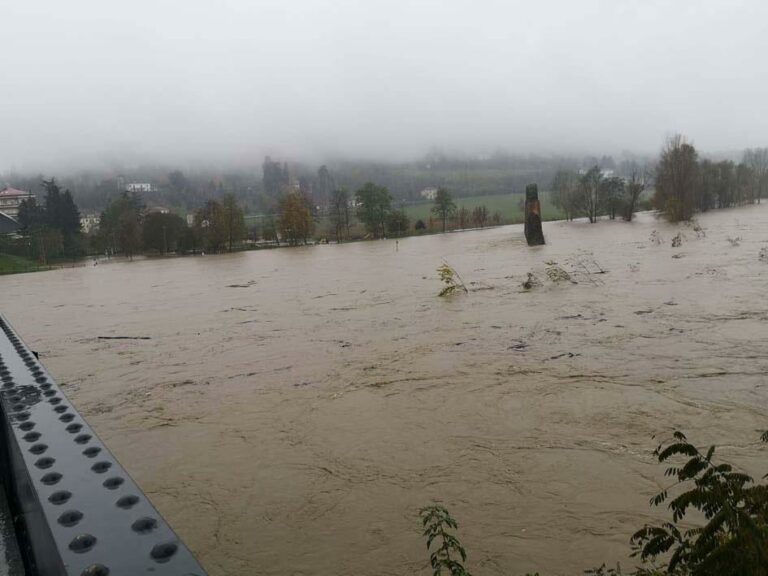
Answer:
[{"left": 0, "top": 187, "right": 35, "bottom": 219}]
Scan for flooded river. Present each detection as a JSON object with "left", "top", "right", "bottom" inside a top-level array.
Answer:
[{"left": 3, "top": 206, "right": 768, "bottom": 575}]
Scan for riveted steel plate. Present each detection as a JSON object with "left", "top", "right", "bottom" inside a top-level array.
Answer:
[{"left": 0, "top": 314, "right": 208, "bottom": 576}]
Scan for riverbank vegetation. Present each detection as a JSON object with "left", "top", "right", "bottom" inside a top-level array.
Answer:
[
  {"left": 2, "top": 135, "right": 767, "bottom": 269},
  {"left": 421, "top": 430, "right": 768, "bottom": 576}
]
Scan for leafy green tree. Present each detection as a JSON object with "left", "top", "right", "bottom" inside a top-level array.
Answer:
[
  {"left": 697, "top": 160, "right": 718, "bottom": 213},
  {"left": 16, "top": 198, "right": 46, "bottom": 235},
  {"left": 355, "top": 182, "right": 392, "bottom": 238},
  {"left": 17, "top": 178, "right": 83, "bottom": 259},
  {"left": 194, "top": 200, "right": 229, "bottom": 253},
  {"left": 15, "top": 198, "right": 64, "bottom": 263},
  {"left": 142, "top": 212, "right": 187, "bottom": 254},
  {"left": 600, "top": 176, "right": 625, "bottom": 220},
  {"left": 431, "top": 188, "right": 456, "bottom": 232},
  {"left": 99, "top": 192, "right": 144, "bottom": 258}
]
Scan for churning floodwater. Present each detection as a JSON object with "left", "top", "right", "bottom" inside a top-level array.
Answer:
[{"left": 3, "top": 207, "right": 768, "bottom": 575}]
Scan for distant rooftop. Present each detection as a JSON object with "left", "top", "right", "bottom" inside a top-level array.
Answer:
[{"left": 0, "top": 187, "right": 32, "bottom": 197}]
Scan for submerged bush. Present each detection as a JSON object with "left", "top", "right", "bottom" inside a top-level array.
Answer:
[{"left": 421, "top": 431, "right": 768, "bottom": 575}]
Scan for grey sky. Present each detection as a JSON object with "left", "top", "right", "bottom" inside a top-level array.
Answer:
[{"left": 2, "top": 0, "right": 767, "bottom": 171}]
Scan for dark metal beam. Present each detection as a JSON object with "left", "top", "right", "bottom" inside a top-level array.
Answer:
[{"left": 0, "top": 314, "right": 208, "bottom": 576}]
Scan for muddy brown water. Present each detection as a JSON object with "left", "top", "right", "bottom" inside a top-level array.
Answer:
[{"left": 2, "top": 206, "right": 768, "bottom": 575}]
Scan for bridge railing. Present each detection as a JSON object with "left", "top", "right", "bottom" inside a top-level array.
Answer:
[{"left": 0, "top": 313, "right": 208, "bottom": 576}]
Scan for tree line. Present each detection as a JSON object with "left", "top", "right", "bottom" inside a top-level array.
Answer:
[
  {"left": 551, "top": 135, "right": 768, "bottom": 224},
  {"left": 655, "top": 136, "right": 767, "bottom": 222},
  {"left": 95, "top": 192, "right": 247, "bottom": 257},
  {"left": 14, "top": 179, "right": 81, "bottom": 263}
]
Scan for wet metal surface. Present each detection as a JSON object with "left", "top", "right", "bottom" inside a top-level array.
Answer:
[
  {"left": 0, "top": 478, "right": 24, "bottom": 576},
  {"left": 0, "top": 315, "right": 207, "bottom": 575}
]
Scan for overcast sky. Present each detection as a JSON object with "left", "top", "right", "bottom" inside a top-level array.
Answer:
[{"left": 2, "top": 0, "right": 767, "bottom": 171}]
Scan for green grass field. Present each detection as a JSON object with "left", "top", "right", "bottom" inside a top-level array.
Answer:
[
  {"left": 0, "top": 253, "right": 47, "bottom": 275},
  {"left": 402, "top": 192, "right": 563, "bottom": 225}
]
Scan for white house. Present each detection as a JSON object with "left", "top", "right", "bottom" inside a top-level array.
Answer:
[
  {"left": 420, "top": 187, "right": 438, "bottom": 200},
  {"left": 126, "top": 183, "right": 154, "bottom": 193},
  {"left": 80, "top": 213, "right": 101, "bottom": 234}
]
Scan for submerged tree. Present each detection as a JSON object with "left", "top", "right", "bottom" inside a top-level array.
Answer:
[
  {"left": 600, "top": 176, "right": 625, "bottom": 220},
  {"left": 622, "top": 162, "right": 649, "bottom": 222},
  {"left": 654, "top": 135, "right": 699, "bottom": 222},
  {"left": 577, "top": 166, "right": 603, "bottom": 223}
]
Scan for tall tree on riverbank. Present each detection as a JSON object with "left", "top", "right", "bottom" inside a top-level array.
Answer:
[
  {"left": 386, "top": 208, "right": 410, "bottom": 237},
  {"left": 551, "top": 169, "right": 579, "bottom": 221},
  {"left": 42, "top": 179, "right": 81, "bottom": 253},
  {"left": 16, "top": 197, "right": 64, "bottom": 263},
  {"left": 99, "top": 191, "right": 144, "bottom": 258},
  {"left": 431, "top": 188, "right": 456, "bottom": 232},
  {"left": 143, "top": 212, "right": 187, "bottom": 254},
  {"left": 622, "top": 162, "right": 648, "bottom": 221},
  {"left": 355, "top": 182, "right": 391, "bottom": 239},
  {"left": 600, "top": 176, "right": 624, "bottom": 220},
  {"left": 194, "top": 199, "right": 228, "bottom": 253},
  {"left": 654, "top": 134, "right": 699, "bottom": 222},
  {"left": 743, "top": 148, "right": 768, "bottom": 204},
  {"left": 279, "top": 191, "right": 313, "bottom": 245},
  {"left": 329, "top": 188, "right": 351, "bottom": 242},
  {"left": 577, "top": 166, "right": 603, "bottom": 223},
  {"left": 17, "top": 179, "right": 83, "bottom": 260},
  {"left": 221, "top": 193, "right": 246, "bottom": 251}
]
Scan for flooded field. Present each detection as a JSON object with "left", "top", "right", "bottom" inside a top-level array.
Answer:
[{"left": 2, "top": 206, "right": 768, "bottom": 575}]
